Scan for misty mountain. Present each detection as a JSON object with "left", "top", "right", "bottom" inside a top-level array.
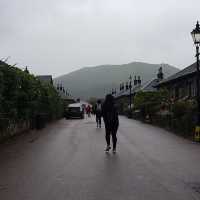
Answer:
[{"left": 54, "top": 62, "right": 179, "bottom": 100}]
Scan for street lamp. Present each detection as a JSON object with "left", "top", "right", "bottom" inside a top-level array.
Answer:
[
  {"left": 191, "top": 21, "right": 200, "bottom": 141},
  {"left": 129, "top": 75, "right": 132, "bottom": 117},
  {"left": 111, "top": 88, "right": 114, "bottom": 95}
]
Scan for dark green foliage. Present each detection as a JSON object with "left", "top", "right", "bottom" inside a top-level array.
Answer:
[
  {"left": 134, "top": 90, "right": 169, "bottom": 119},
  {"left": 0, "top": 62, "right": 63, "bottom": 131},
  {"left": 170, "top": 100, "right": 196, "bottom": 137},
  {"left": 172, "top": 100, "right": 196, "bottom": 118},
  {"left": 134, "top": 90, "right": 169, "bottom": 108},
  {"left": 133, "top": 90, "right": 196, "bottom": 138}
]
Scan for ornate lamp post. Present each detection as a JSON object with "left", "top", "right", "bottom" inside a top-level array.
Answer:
[
  {"left": 191, "top": 21, "right": 200, "bottom": 140},
  {"left": 111, "top": 88, "right": 114, "bottom": 95},
  {"left": 129, "top": 75, "right": 132, "bottom": 117}
]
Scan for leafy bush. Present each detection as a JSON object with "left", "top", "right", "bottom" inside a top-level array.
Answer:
[
  {"left": 170, "top": 100, "right": 196, "bottom": 137},
  {"left": 0, "top": 61, "right": 63, "bottom": 131},
  {"left": 172, "top": 100, "right": 196, "bottom": 118},
  {"left": 133, "top": 90, "right": 196, "bottom": 138},
  {"left": 134, "top": 89, "right": 169, "bottom": 120}
]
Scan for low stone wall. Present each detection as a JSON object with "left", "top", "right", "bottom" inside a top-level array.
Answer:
[
  {"left": 0, "top": 121, "right": 30, "bottom": 142},
  {"left": 132, "top": 112, "right": 195, "bottom": 139}
]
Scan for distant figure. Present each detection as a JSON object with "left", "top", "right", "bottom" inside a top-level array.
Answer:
[
  {"left": 95, "top": 100, "right": 102, "bottom": 128},
  {"left": 82, "top": 104, "right": 86, "bottom": 114},
  {"left": 102, "top": 94, "right": 119, "bottom": 153},
  {"left": 86, "top": 105, "right": 91, "bottom": 117}
]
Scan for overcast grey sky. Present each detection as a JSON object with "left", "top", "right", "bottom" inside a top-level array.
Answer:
[{"left": 0, "top": 0, "right": 199, "bottom": 77}]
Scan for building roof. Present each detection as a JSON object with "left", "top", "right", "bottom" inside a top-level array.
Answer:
[
  {"left": 115, "top": 84, "right": 141, "bottom": 99},
  {"left": 115, "top": 78, "right": 163, "bottom": 100},
  {"left": 157, "top": 62, "right": 196, "bottom": 85},
  {"left": 36, "top": 75, "right": 53, "bottom": 84},
  {"left": 140, "top": 78, "right": 159, "bottom": 92},
  {"left": 0, "top": 60, "right": 6, "bottom": 65}
]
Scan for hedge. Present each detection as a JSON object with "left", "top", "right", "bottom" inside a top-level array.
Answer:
[{"left": 0, "top": 61, "right": 63, "bottom": 135}]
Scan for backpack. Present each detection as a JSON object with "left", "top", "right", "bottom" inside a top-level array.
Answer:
[{"left": 96, "top": 103, "right": 102, "bottom": 111}]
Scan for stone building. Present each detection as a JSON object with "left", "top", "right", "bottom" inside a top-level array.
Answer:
[
  {"left": 115, "top": 67, "right": 164, "bottom": 114},
  {"left": 55, "top": 83, "right": 75, "bottom": 106},
  {"left": 140, "top": 67, "right": 164, "bottom": 92},
  {"left": 115, "top": 77, "right": 142, "bottom": 114},
  {"left": 157, "top": 63, "right": 197, "bottom": 100}
]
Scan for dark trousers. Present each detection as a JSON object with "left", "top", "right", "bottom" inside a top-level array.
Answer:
[
  {"left": 96, "top": 115, "right": 101, "bottom": 126},
  {"left": 105, "top": 129, "right": 117, "bottom": 149}
]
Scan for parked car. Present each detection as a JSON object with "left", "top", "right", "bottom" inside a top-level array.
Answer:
[{"left": 65, "top": 103, "right": 84, "bottom": 119}]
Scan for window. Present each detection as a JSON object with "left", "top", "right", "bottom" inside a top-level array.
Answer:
[
  {"left": 188, "top": 82, "right": 192, "bottom": 97},
  {"left": 175, "top": 87, "right": 179, "bottom": 99}
]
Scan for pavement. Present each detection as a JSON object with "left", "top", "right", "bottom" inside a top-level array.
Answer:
[{"left": 0, "top": 115, "right": 200, "bottom": 200}]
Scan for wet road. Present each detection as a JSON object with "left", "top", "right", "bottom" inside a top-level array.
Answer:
[{"left": 0, "top": 116, "right": 200, "bottom": 200}]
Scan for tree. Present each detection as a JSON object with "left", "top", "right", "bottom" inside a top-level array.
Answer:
[
  {"left": 134, "top": 89, "right": 170, "bottom": 119},
  {"left": 0, "top": 61, "right": 64, "bottom": 131}
]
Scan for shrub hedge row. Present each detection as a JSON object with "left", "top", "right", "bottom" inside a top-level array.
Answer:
[
  {"left": 132, "top": 90, "right": 197, "bottom": 139},
  {"left": 0, "top": 61, "right": 63, "bottom": 132}
]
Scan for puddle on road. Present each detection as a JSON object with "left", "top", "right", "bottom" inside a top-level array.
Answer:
[{"left": 84, "top": 121, "right": 96, "bottom": 124}]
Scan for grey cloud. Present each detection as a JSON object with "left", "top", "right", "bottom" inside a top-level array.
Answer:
[{"left": 0, "top": 0, "right": 200, "bottom": 77}]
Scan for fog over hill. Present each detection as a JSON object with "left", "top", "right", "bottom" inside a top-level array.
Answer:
[{"left": 54, "top": 62, "right": 179, "bottom": 100}]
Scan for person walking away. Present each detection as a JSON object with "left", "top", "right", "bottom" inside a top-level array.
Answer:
[
  {"left": 102, "top": 94, "right": 119, "bottom": 153},
  {"left": 95, "top": 100, "right": 102, "bottom": 128},
  {"left": 86, "top": 105, "right": 91, "bottom": 117}
]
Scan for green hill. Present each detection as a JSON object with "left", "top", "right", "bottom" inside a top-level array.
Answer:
[{"left": 54, "top": 62, "right": 179, "bottom": 99}]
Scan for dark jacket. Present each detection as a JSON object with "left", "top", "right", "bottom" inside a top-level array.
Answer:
[
  {"left": 102, "top": 103, "right": 119, "bottom": 131},
  {"left": 94, "top": 103, "right": 102, "bottom": 117}
]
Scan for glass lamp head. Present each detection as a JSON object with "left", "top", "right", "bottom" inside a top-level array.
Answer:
[{"left": 191, "top": 21, "right": 200, "bottom": 45}]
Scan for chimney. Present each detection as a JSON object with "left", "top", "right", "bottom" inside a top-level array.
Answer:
[
  {"left": 57, "top": 84, "right": 59, "bottom": 90},
  {"left": 60, "top": 84, "right": 63, "bottom": 91},
  {"left": 134, "top": 76, "right": 137, "bottom": 85},
  {"left": 138, "top": 76, "right": 141, "bottom": 85},
  {"left": 120, "top": 83, "right": 123, "bottom": 91},
  {"left": 126, "top": 82, "right": 129, "bottom": 90},
  {"left": 157, "top": 67, "right": 164, "bottom": 81},
  {"left": 122, "top": 83, "right": 125, "bottom": 91}
]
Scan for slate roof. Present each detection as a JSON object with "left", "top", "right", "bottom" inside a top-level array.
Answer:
[
  {"left": 36, "top": 75, "right": 53, "bottom": 84},
  {"left": 0, "top": 60, "right": 10, "bottom": 67},
  {"left": 115, "top": 84, "right": 141, "bottom": 98},
  {"left": 0, "top": 60, "right": 6, "bottom": 65},
  {"left": 140, "top": 78, "right": 159, "bottom": 92},
  {"left": 157, "top": 62, "right": 196, "bottom": 85},
  {"left": 115, "top": 78, "right": 163, "bottom": 100}
]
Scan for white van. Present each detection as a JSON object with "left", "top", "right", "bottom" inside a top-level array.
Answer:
[{"left": 65, "top": 103, "right": 84, "bottom": 119}]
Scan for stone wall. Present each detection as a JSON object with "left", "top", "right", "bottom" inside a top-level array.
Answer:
[{"left": 0, "top": 120, "right": 30, "bottom": 141}]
